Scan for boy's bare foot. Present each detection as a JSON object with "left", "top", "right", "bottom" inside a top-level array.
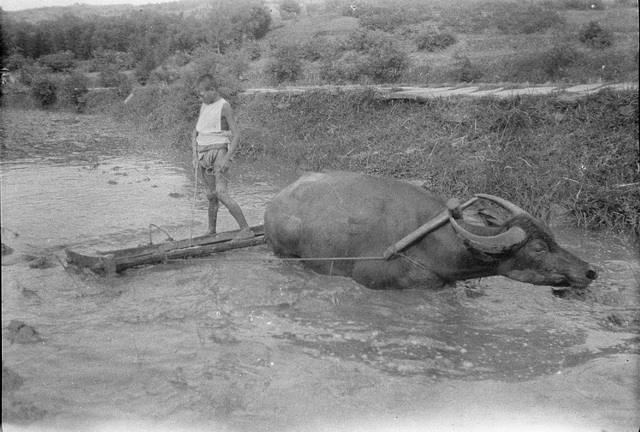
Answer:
[{"left": 231, "top": 227, "right": 254, "bottom": 242}]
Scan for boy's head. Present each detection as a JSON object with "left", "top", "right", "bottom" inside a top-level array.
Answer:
[{"left": 196, "top": 74, "right": 220, "bottom": 104}]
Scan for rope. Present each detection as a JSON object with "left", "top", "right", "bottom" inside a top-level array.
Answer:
[
  {"left": 164, "top": 254, "right": 386, "bottom": 263},
  {"left": 397, "top": 251, "right": 431, "bottom": 272},
  {"left": 148, "top": 224, "right": 174, "bottom": 244},
  {"left": 189, "top": 161, "right": 199, "bottom": 243}
]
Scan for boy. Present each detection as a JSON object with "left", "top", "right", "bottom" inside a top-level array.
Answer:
[{"left": 192, "top": 74, "right": 254, "bottom": 241}]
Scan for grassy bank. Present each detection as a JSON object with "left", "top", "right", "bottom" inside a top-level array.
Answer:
[{"left": 112, "top": 83, "right": 639, "bottom": 234}]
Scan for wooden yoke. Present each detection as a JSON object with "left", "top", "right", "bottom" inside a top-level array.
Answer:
[{"left": 383, "top": 197, "right": 478, "bottom": 260}]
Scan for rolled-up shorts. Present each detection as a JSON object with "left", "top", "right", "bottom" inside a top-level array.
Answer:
[{"left": 198, "top": 148, "right": 228, "bottom": 192}]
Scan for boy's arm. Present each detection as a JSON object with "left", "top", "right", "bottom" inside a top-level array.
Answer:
[{"left": 219, "top": 102, "right": 241, "bottom": 172}]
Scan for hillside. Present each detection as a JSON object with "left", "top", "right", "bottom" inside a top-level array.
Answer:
[{"left": 4, "top": 0, "right": 208, "bottom": 22}]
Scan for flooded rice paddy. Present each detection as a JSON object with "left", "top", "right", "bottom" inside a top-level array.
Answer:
[{"left": 1, "top": 109, "right": 639, "bottom": 431}]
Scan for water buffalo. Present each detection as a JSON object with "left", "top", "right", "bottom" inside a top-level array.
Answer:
[{"left": 264, "top": 172, "right": 597, "bottom": 290}]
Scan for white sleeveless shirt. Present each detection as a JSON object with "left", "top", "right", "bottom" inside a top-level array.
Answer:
[{"left": 196, "top": 98, "right": 231, "bottom": 150}]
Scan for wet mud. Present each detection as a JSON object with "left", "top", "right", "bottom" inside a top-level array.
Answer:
[{"left": 1, "top": 109, "right": 639, "bottom": 431}]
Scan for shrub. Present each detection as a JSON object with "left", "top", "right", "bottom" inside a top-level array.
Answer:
[
  {"left": 359, "top": 7, "right": 405, "bottom": 32},
  {"left": 30, "top": 75, "right": 57, "bottom": 107},
  {"left": 560, "top": 0, "right": 605, "bottom": 10},
  {"left": 579, "top": 21, "right": 614, "bottom": 49},
  {"left": 90, "top": 48, "right": 134, "bottom": 72},
  {"left": 265, "top": 45, "right": 303, "bottom": 84},
  {"left": 134, "top": 54, "right": 157, "bottom": 85},
  {"left": 5, "top": 53, "right": 29, "bottom": 70},
  {"left": 59, "top": 72, "right": 90, "bottom": 110},
  {"left": 319, "top": 30, "right": 410, "bottom": 84},
  {"left": 38, "top": 51, "right": 75, "bottom": 72},
  {"left": 415, "top": 31, "right": 457, "bottom": 52},
  {"left": 18, "top": 64, "right": 47, "bottom": 85},
  {"left": 453, "top": 57, "right": 484, "bottom": 83},
  {"left": 246, "top": 41, "right": 262, "bottom": 60},
  {"left": 279, "top": 0, "right": 301, "bottom": 15},
  {"left": 320, "top": 50, "right": 368, "bottom": 83},
  {"left": 343, "top": 30, "right": 410, "bottom": 83},
  {"left": 301, "top": 36, "right": 332, "bottom": 61},
  {"left": 98, "top": 66, "right": 132, "bottom": 97},
  {"left": 502, "top": 45, "right": 582, "bottom": 82}
]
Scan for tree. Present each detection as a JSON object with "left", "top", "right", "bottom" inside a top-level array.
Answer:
[
  {"left": 280, "top": 0, "right": 301, "bottom": 15},
  {"left": 39, "top": 51, "right": 75, "bottom": 72}
]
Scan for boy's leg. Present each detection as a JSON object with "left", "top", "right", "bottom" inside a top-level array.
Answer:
[
  {"left": 199, "top": 166, "right": 219, "bottom": 234},
  {"left": 213, "top": 168, "right": 254, "bottom": 240}
]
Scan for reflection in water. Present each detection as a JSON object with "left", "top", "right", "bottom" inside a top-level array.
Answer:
[{"left": 1, "top": 125, "right": 639, "bottom": 431}]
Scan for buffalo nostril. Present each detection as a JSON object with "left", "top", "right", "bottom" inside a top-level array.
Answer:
[{"left": 586, "top": 269, "right": 597, "bottom": 280}]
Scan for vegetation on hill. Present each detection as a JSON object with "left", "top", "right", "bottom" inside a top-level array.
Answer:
[{"left": 2, "top": 0, "right": 638, "bottom": 89}]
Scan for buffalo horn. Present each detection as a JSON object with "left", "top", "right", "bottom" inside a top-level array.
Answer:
[
  {"left": 475, "top": 194, "right": 530, "bottom": 218},
  {"left": 450, "top": 216, "right": 527, "bottom": 254}
]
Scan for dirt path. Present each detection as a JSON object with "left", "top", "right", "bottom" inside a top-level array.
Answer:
[{"left": 240, "top": 82, "right": 639, "bottom": 102}]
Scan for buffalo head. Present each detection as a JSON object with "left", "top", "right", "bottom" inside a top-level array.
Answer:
[{"left": 449, "top": 194, "right": 598, "bottom": 289}]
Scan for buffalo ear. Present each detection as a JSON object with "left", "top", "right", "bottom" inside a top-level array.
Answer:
[
  {"left": 475, "top": 194, "right": 530, "bottom": 218},
  {"left": 476, "top": 207, "right": 504, "bottom": 227},
  {"left": 450, "top": 216, "right": 528, "bottom": 255}
]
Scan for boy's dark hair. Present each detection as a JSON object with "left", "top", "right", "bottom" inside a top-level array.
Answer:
[{"left": 196, "top": 74, "right": 218, "bottom": 90}]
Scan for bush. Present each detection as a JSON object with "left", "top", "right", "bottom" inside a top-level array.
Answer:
[
  {"left": 502, "top": 45, "right": 582, "bottom": 83},
  {"left": 301, "top": 36, "right": 332, "bottom": 61},
  {"left": 98, "top": 66, "right": 132, "bottom": 97},
  {"left": 579, "top": 21, "right": 614, "bottom": 49},
  {"left": 359, "top": 7, "right": 405, "bottom": 33},
  {"left": 246, "top": 41, "right": 262, "bottom": 60},
  {"left": 279, "top": 0, "right": 301, "bottom": 15},
  {"left": 17, "top": 64, "right": 47, "bottom": 85},
  {"left": 265, "top": 45, "right": 303, "bottom": 84},
  {"left": 560, "top": 0, "right": 605, "bottom": 10},
  {"left": 59, "top": 72, "right": 90, "bottom": 110},
  {"left": 5, "top": 53, "right": 29, "bottom": 70},
  {"left": 339, "top": 30, "right": 410, "bottom": 83},
  {"left": 135, "top": 54, "right": 157, "bottom": 85},
  {"left": 90, "top": 49, "right": 134, "bottom": 72},
  {"left": 320, "top": 50, "right": 368, "bottom": 83},
  {"left": 415, "top": 31, "right": 457, "bottom": 52},
  {"left": 38, "top": 51, "right": 75, "bottom": 72},
  {"left": 30, "top": 75, "right": 57, "bottom": 107},
  {"left": 453, "top": 57, "right": 484, "bottom": 83}
]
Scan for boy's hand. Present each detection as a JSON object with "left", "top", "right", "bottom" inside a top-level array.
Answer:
[{"left": 218, "top": 159, "right": 231, "bottom": 173}]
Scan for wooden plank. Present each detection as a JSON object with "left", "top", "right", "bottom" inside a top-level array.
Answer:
[
  {"left": 114, "top": 236, "right": 265, "bottom": 272},
  {"left": 96, "top": 225, "right": 265, "bottom": 258},
  {"left": 66, "top": 225, "right": 266, "bottom": 275}
]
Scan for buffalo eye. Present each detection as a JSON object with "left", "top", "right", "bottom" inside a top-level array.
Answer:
[{"left": 531, "top": 241, "right": 548, "bottom": 253}]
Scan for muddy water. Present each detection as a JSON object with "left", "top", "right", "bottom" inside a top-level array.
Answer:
[{"left": 2, "top": 110, "right": 639, "bottom": 432}]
